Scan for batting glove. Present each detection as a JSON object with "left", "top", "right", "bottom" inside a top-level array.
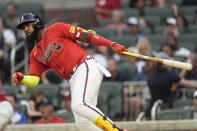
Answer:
[
  {"left": 111, "top": 43, "right": 127, "bottom": 55},
  {"left": 12, "top": 72, "right": 24, "bottom": 86}
]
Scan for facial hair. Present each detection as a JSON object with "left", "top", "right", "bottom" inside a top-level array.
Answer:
[
  {"left": 26, "top": 28, "right": 40, "bottom": 52},
  {"left": 26, "top": 27, "right": 39, "bottom": 43}
]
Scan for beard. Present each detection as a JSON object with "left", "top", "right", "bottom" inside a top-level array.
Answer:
[
  {"left": 26, "top": 28, "right": 40, "bottom": 52},
  {"left": 26, "top": 27, "right": 39, "bottom": 43}
]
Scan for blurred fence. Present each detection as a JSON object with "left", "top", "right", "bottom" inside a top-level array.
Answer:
[{"left": 4, "top": 120, "right": 197, "bottom": 131}]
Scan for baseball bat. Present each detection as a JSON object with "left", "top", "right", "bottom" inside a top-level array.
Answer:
[{"left": 122, "top": 51, "right": 192, "bottom": 70}]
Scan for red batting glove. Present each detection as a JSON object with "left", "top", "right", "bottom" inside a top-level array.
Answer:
[
  {"left": 111, "top": 43, "right": 128, "bottom": 55},
  {"left": 12, "top": 72, "right": 24, "bottom": 86}
]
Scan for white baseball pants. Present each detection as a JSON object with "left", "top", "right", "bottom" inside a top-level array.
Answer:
[
  {"left": 69, "top": 58, "right": 112, "bottom": 131},
  {"left": 0, "top": 101, "right": 13, "bottom": 130}
]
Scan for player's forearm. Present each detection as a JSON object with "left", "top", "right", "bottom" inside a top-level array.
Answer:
[
  {"left": 77, "top": 29, "right": 127, "bottom": 55},
  {"left": 21, "top": 75, "right": 40, "bottom": 87},
  {"left": 80, "top": 31, "right": 114, "bottom": 47},
  {"left": 89, "top": 34, "right": 113, "bottom": 47}
]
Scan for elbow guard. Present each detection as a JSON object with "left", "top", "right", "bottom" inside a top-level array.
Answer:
[
  {"left": 86, "top": 29, "right": 96, "bottom": 43},
  {"left": 73, "top": 25, "right": 112, "bottom": 47},
  {"left": 75, "top": 26, "right": 96, "bottom": 42}
]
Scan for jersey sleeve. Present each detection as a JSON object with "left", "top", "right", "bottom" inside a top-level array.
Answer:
[
  {"left": 50, "top": 22, "right": 76, "bottom": 41},
  {"left": 28, "top": 50, "right": 49, "bottom": 77}
]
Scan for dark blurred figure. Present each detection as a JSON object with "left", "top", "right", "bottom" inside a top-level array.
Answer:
[
  {"left": 195, "top": 45, "right": 197, "bottom": 53},
  {"left": 95, "top": 0, "right": 120, "bottom": 20},
  {"left": 161, "top": 44, "right": 176, "bottom": 58},
  {"left": 103, "top": 58, "right": 129, "bottom": 81},
  {"left": 0, "top": 15, "right": 16, "bottom": 82},
  {"left": 167, "top": 35, "right": 191, "bottom": 57},
  {"left": 130, "top": 60, "right": 156, "bottom": 120},
  {"left": 35, "top": 98, "right": 67, "bottom": 124},
  {"left": 180, "top": 53, "right": 197, "bottom": 80},
  {"left": 136, "top": 37, "right": 153, "bottom": 56},
  {"left": 58, "top": 88, "right": 72, "bottom": 113},
  {"left": 154, "top": 0, "right": 170, "bottom": 8},
  {"left": 138, "top": 17, "right": 149, "bottom": 29},
  {"left": 127, "top": 17, "right": 143, "bottom": 40},
  {"left": 4, "top": 2, "right": 25, "bottom": 41},
  {"left": 0, "top": 38, "right": 5, "bottom": 80},
  {"left": 182, "top": 0, "right": 197, "bottom": 5},
  {"left": 41, "top": 69, "right": 63, "bottom": 85},
  {"left": 0, "top": 15, "right": 16, "bottom": 58},
  {"left": 129, "top": 94, "right": 144, "bottom": 120},
  {"left": 195, "top": 10, "right": 197, "bottom": 25},
  {"left": 6, "top": 94, "right": 27, "bottom": 124},
  {"left": 171, "top": 3, "right": 179, "bottom": 17},
  {"left": 175, "top": 14, "right": 189, "bottom": 33},
  {"left": 145, "top": 53, "right": 197, "bottom": 118},
  {"left": 55, "top": 84, "right": 74, "bottom": 122},
  {"left": 20, "top": 89, "right": 44, "bottom": 122},
  {"left": 136, "top": 38, "right": 154, "bottom": 72},
  {"left": 106, "top": 10, "right": 128, "bottom": 36},
  {"left": 125, "top": 49, "right": 138, "bottom": 66},
  {"left": 129, "top": 0, "right": 146, "bottom": 15},
  {"left": 124, "top": 47, "right": 145, "bottom": 74},
  {"left": 135, "top": 60, "right": 155, "bottom": 81},
  {"left": 118, "top": 47, "right": 139, "bottom": 81},
  {"left": 170, "top": 3, "right": 189, "bottom": 30},
  {"left": 4, "top": 2, "right": 18, "bottom": 35},
  {"left": 165, "top": 17, "right": 179, "bottom": 37}
]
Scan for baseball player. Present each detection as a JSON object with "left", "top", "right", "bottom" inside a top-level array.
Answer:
[
  {"left": 0, "top": 83, "right": 13, "bottom": 131},
  {"left": 12, "top": 13, "right": 127, "bottom": 131}
]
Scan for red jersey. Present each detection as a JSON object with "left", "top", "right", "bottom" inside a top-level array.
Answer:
[
  {"left": 0, "top": 92, "right": 6, "bottom": 102},
  {"left": 29, "top": 22, "right": 87, "bottom": 80},
  {"left": 96, "top": 0, "right": 120, "bottom": 19},
  {"left": 35, "top": 116, "right": 67, "bottom": 124},
  {"left": 0, "top": 78, "right": 6, "bottom": 102}
]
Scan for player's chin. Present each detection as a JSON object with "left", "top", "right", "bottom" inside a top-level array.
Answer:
[
  {"left": 25, "top": 32, "right": 31, "bottom": 38},
  {"left": 26, "top": 35, "right": 32, "bottom": 41}
]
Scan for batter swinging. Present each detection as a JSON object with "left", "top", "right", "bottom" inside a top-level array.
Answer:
[{"left": 12, "top": 13, "right": 127, "bottom": 131}]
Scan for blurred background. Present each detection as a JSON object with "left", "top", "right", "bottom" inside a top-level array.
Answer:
[{"left": 1, "top": 0, "right": 197, "bottom": 130}]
